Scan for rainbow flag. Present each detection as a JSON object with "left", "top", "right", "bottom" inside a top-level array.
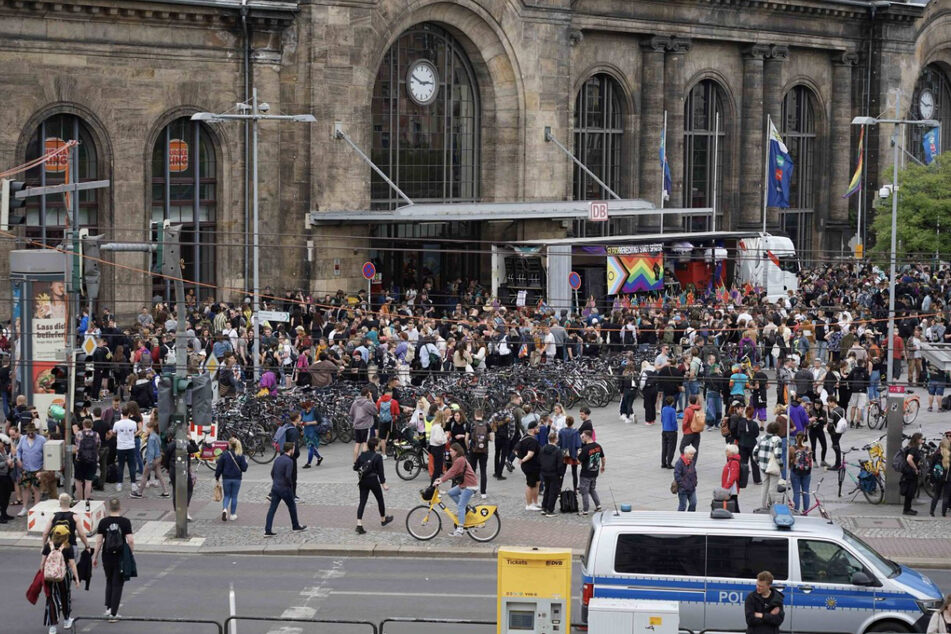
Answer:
[{"left": 842, "top": 126, "right": 864, "bottom": 199}]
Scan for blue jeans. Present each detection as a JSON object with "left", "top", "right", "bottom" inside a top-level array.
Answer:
[
  {"left": 705, "top": 392, "right": 722, "bottom": 427},
  {"left": 222, "top": 478, "right": 241, "bottom": 514},
  {"left": 790, "top": 471, "right": 811, "bottom": 512},
  {"left": 134, "top": 436, "right": 144, "bottom": 474},
  {"left": 686, "top": 380, "right": 701, "bottom": 399},
  {"left": 815, "top": 341, "right": 827, "bottom": 364},
  {"left": 447, "top": 485, "right": 474, "bottom": 527},
  {"left": 677, "top": 489, "right": 697, "bottom": 511},
  {"left": 116, "top": 448, "right": 137, "bottom": 485},
  {"left": 868, "top": 370, "right": 881, "bottom": 401},
  {"left": 265, "top": 487, "right": 301, "bottom": 532},
  {"left": 306, "top": 444, "right": 322, "bottom": 464}
]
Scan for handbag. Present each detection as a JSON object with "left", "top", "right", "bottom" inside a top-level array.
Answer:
[
  {"left": 766, "top": 447, "right": 782, "bottom": 476},
  {"left": 213, "top": 480, "right": 223, "bottom": 502},
  {"left": 670, "top": 479, "right": 679, "bottom": 495}
]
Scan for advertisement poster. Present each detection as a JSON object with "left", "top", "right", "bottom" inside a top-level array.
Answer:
[
  {"left": 30, "top": 280, "right": 68, "bottom": 419},
  {"left": 606, "top": 244, "right": 664, "bottom": 294}
]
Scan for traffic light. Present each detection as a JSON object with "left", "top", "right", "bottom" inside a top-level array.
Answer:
[
  {"left": 81, "top": 233, "right": 104, "bottom": 299},
  {"left": 1, "top": 179, "right": 27, "bottom": 230}
]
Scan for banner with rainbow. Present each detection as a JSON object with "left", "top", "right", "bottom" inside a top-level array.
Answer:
[{"left": 606, "top": 244, "right": 664, "bottom": 294}]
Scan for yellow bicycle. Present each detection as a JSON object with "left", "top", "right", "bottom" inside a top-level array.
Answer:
[{"left": 405, "top": 486, "right": 501, "bottom": 542}]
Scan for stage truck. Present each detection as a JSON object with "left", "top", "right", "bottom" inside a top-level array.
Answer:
[{"left": 492, "top": 231, "right": 799, "bottom": 312}]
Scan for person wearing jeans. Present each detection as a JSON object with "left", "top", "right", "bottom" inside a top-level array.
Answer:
[
  {"left": 111, "top": 409, "right": 138, "bottom": 494},
  {"left": 437, "top": 443, "right": 477, "bottom": 535},
  {"left": 265, "top": 443, "right": 306, "bottom": 535},
  {"left": 215, "top": 438, "right": 248, "bottom": 521},
  {"left": 674, "top": 446, "right": 698, "bottom": 511},
  {"left": 756, "top": 422, "right": 784, "bottom": 510},
  {"left": 789, "top": 433, "right": 813, "bottom": 513}
]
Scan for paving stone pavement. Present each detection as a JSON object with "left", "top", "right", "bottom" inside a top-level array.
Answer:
[{"left": 4, "top": 378, "right": 951, "bottom": 564}]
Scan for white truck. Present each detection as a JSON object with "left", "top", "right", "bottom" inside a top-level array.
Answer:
[{"left": 734, "top": 234, "right": 800, "bottom": 302}]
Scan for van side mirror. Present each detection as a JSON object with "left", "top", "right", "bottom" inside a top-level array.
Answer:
[{"left": 851, "top": 571, "right": 874, "bottom": 586}]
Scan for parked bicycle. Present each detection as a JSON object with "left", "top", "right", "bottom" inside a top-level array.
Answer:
[
  {"left": 865, "top": 390, "right": 921, "bottom": 429},
  {"left": 834, "top": 447, "right": 885, "bottom": 504}
]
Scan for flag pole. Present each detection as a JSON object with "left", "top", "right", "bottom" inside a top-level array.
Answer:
[
  {"left": 661, "top": 110, "right": 667, "bottom": 234},
  {"left": 712, "top": 111, "right": 719, "bottom": 233},
  {"left": 762, "top": 114, "right": 771, "bottom": 234},
  {"left": 857, "top": 126, "right": 864, "bottom": 256}
]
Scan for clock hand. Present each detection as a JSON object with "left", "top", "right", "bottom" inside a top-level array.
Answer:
[{"left": 412, "top": 74, "right": 433, "bottom": 86}]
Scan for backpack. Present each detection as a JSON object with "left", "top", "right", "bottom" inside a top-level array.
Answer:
[
  {"left": 559, "top": 489, "right": 578, "bottom": 513},
  {"left": 44, "top": 545, "right": 67, "bottom": 582},
  {"left": 891, "top": 448, "right": 908, "bottom": 474},
  {"left": 356, "top": 454, "right": 375, "bottom": 481},
  {"left": 689, "top": 409, "right": 707, "bottom": 433},
  {"left": 471, "top": 421, "right": 489, "bottom": 453},
  {"left": 930, "top": 453, "right": 947, "bottom": 485},
  {"left": 378, "top": 400, "right": 393, "bottom": 424},
  {"left": 104, "top": 522, "right": 125, "bottom": 555},
  {"left": 720, "top": 416, "right": 732, "bottom": 438},
  {"left": 78, "top": 431, "right": 98, "bottom": 464},
  {"left": 793, "top": 448, "right": 813, "bottom": 472},
  {"left": 427, "top": 346, "right": 441, "bottom": 369}
]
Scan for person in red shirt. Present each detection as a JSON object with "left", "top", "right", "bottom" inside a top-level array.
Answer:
[
  {"left": 679, "top": 395, "right": 703, "bottom": 463},
  {"left": 375, "top": 387, "right": 400, "bottom": 458},
  {"left": 892, "top": 333, "right": 904, "bottom": 382}
]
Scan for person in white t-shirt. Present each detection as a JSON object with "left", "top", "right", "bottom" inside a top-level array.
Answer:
[{"left": 112, "top": 409, "right": 139, "bottom": 495}]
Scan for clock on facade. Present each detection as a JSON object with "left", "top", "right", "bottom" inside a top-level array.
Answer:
[
  {"left": 406, "top": 59, "right": 438, "bottom": 106},
  {"left": 919, "top": 88, "right": 935, "bottom": 120}
]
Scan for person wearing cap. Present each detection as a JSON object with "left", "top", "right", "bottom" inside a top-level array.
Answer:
[
  {"left": 515, "top": 420, "right": 541, "bottom": 511},
  {"left": 788, "top": 396, "right": 811, "bottom": 436},
  {"left": 41, "top": 523, "right": 81, "bottom": 633}
]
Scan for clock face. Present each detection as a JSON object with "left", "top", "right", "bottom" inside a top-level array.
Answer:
[
  {"left": 407, "top": 60, "right": 438, "bottom": 106},
  {"left": 919, "top": 89, "right": 935, "bottom": 120}
]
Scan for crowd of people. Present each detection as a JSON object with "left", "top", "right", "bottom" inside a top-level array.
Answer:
[{"left": 4, "top": 260, "right": 951, "bottom": 630}]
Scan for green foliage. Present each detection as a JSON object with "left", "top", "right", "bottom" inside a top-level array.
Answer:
[{"left": 871, "top": 156, "right": 951, "bottom": 260}]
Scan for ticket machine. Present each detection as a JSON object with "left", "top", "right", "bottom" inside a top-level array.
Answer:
[{"left": 497, "top": 547, "right": 571, "bottom": 634}]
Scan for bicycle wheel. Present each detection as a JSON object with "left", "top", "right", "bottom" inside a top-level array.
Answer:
[
  {"left": 249, "top": 432, "right": 277, "bottom": 464},
  {"left": 467, "top": 512, "right": 501, "bottom": 542},
  {"left": 862, "top": 473, "right": 885, "bottom": 505},
  {"left": 837, "top": 466, "right": 845, "bottom": 498},
  {"left": 405, "top": 505, "right": 442, "bottom": 540},
  {"left": 395, "top": 451, "right": 423, "bottom": 481},
  {"left": 864, "top": 404, "right": 880, "bottom": 430},
  {"left": 903, "top": 399, "right": 920, "bottom": 425}
]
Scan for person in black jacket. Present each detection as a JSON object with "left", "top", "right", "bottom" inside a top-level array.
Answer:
[
  {"left": 744, "top": 570, "right": 784, "bottom": 634},
  {"left": 264, "top": 443, "right": 306, "bottom": 536},
  {"left": 353, "top": 437, "right": 393, "bottom": 534}
]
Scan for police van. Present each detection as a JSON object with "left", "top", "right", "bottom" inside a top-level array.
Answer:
[{"left": 580, "top": 509, "right": 942, "bottom": 633}]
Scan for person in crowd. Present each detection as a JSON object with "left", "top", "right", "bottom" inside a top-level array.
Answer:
[
  {"left": 162, "top": 431, "right": 196, "bottom": 521},
  {"left": 927, "top": 592, "right": 951, "bottom": 633},
  {"left": 349, "top": 387, "right": 378, "bottom": 463},
  {"left": 789, "top": 433, "right": 813, "bottom": 513},
  {"left": 0, "top": 432, "right": 14, "bottom": 522},
  {"left": 264, "top": 443, "right": 307, "bottom": 536},
  {"left": 300, "top": 400, "right": 324, "bottom": 469},
  {"left": 215, "top": 437, "right": 248, "bottom": 522},
  {"left": 902, "top": 432, "right": 925, "bottom": 516},
  {"left": 660, "top": 396, "right": 678, "bottom": 469},
  {"left": 755, "top": 422, "right": 784, "bottom": 511},
  {"left": 576, "top": 429, "right": 604, "bottom": 516},
  {"left": 516, "top": 420, "right": 541, "bottom": 511},
  {"left": 354, "top": 436, "right": 393, "bottom": 534},
  {"left": 640, "top": 360, "right": 659, "bottom": 425},
  {"left": 40, "top": 524, "right": 80, "bottom": 633},
  {"left": 721, "top": 443, "right": 742, "bottom": 512},
  {"left": 735, "top": 404, "right": 761, "bottom": 486},
  {"left": 15, "top": 422, "right": 45, "bottom": 515},
  {"left": 744, "top": 570, "right": 784, "bottom": 634},
  {"left": 538, "top": 432, "right": 564, "bottom": 516},
  {"left": 42, "top": 493, "right": 91, "bottom": 551},
  {"left": 428, "top": 408, "right": 448, "bottom": 485},
  {"left": 111, "top": 407, "right": 138, "bottom": 495},
  {"left": 558, "top": 415, "right": 581, "bottom": 491},
  {"left": 466, "top": 409, "right": 491, "bottom": 498},
  {"left": 929, "top": 432, "right": 951, "bottom": 517},
  {"left": 92, "top": 498, "right": 134, "bottom": 623},
  {"left": 680, "top": 394, "right": 703, "bottom": 462},
  {"left": 73, "top": 417, "right": 100, "bottom": 501},
  {"left": 674, "top": 445, "right": 698, "bottom": 512},
  {"left": 435, "top": 441, "right": 479, "bottom": 532}
]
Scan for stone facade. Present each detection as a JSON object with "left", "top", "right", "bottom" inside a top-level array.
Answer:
[{"left": 0, "top": 0, "right": 948, "bottom": 318}]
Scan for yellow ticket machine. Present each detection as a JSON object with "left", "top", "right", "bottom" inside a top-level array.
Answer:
[{"left": 497, "top": 547, "right": 572, "bottom": 634}]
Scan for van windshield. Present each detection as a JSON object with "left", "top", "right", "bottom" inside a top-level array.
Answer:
[{"left": 842, "top": 529, "right": 901, "bottom": 578}]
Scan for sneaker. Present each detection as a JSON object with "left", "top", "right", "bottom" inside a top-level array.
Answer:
[
  {"left": 292, "top": 524, "right": 307, "bottom": 532},
  {"left": 49, "top": 625, "right": 57, "bottom": 634},
  {"left": 381, "top": 515, "right": 394, "bottom": 527},
  {"left": 595, "top": 506, "right": 603, "bottom": 512},
  {"left": 108, "top": 615, "right": 121, "bottom": 623},
  {"left": 187, "top": 514, "right": 194, "bottom": 521},
  {"left": 265, "top": 494, "right": 272, "bottom": 503},
  {"left": 481, "top": 494, "right": 487, "bottom": 499},
  {"left": 355, "top": 526, "right": 366, "bottom": 535},
  {"left": 578, "top": 511, "right": 588, "bottom": 516},
  {"left": 450, "top": 527, "right": 465, "bottom": 537},
  {"left": 644, "top": 421, "right": 655, "bottom": 426},
  {"left": 903, "top": 509, "right": 919, "bottom": 516},
  {"left": 64, "top": 617, "right": 74, "bottom": 629},
  {"left": 505, "top": 462, "right": 515, "bottom": 472},
  {"left": 381, "top": 454, "right": 388, "bottom": 460},
  {"left": 317, "top": 457, "right": 324, "bottom": 466},
  {"left": 302, "top": 464, "right": 312, "bottom": 469},
  {"left": 230, "top": 514, "right": 237, "bottom": 521},
  {"left": 264, "top": 531, "right": 276, "bottom": 537},
  {"left": 160, "top": 492, "right": 170, "bottom": 498},
  {"left": 221, "top": 509, "right": 228, "bottom": 522},
  {"left": 104, "top": 608, "right": 112, "bottom": 616},
  {"left": 17, "top": 508, "right": 27, "bottom": 517},
  {"left": 527, "top": 504, "right": 542, "bottom": 511},
  {"left": 115, "top": 483, "right": 122, "bottom": 492},
  {"left": 129, "top": 490, "right": 143, "bottom": 498},
  {"left": 525, "top": 505, "right": 536, "bottom": 511}
]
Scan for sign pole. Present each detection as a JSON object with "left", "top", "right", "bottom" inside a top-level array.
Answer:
[{"left": 884, "top": 385, "right": 905, "bottom": 504}]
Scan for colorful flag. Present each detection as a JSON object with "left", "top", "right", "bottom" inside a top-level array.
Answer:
[
  {"left": 766, "top": 250, "right": 781, "bottom": 268},
  {"left": 842, "top": 125, "right": 864, "bottom": 198},
  {"left": 659, "top": 126, "right": 672, "bottom": 201},
  {"left": 923, "top": 128, "right": 941, "bottom": 165},
  {"left": 766, "top": 119, "right": 794, "bottom": 208}
]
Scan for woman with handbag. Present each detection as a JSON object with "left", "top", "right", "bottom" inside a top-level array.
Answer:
[
  {"left": 353, "top": 437, "right": 393, "bottom": 534},
  {"left": 215, "top": 437, "right": 248, "bottom": 522},
  {"left": 755, "top": 422, "right": 784, "bottom": 511},
  {"left": 721, "top": 444, "right": 742, "bottom": 512}
]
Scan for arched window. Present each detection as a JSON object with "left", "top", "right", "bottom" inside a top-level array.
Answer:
[
  {"left": 573, "top": 73, "right": 625, "bottom": 237},
  {"left": 371, "top": 23, "right": 480, "bottom": 209},
  {"left": 780, "top": 86, "right": 818, "bottom": 256},
  {"left": 908, "top": 65, "right": 951, "bottom": 163},
  {"left": 684, "top": 80, "right": 727, "bottom": 232},
  {"left": 150, "top": 117, "right": 217, "bottom": 300},
  {"left": 23, "top": 114, "right": 102, "bottom": 245},
  {"left": 369, "top": 23, "right": 482, "bottom": 289}
]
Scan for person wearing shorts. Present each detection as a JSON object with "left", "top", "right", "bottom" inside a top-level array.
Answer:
[
  {"left": 15, "top": 423, "right": 45, "bottom": 515},
  {"left": 515, "top": 421, "right": 541, "bottom": 511},
  {"left": 928, "top": 371, "right": 947, "bottom": 412}
]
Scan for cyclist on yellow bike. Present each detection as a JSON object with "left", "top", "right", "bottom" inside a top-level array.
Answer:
[{"left": 433, "top": 442, "right": 478, "bottom": 537}]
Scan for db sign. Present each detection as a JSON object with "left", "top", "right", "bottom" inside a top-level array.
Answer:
[{"left": 588, "top": 201, "right": 608, "bottom": 222}]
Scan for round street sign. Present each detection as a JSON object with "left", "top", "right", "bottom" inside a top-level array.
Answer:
[
  {"left": 362, "top": 261, "right": 376, "bottom": 281},
  {"left": 568, "top": 271, "right": 582, "bottom": 291}
]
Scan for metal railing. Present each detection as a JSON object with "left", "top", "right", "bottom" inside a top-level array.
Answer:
[
  {"left": 72, "top": 616, "right": 223, "bottom": 633},
  {"left": 225, "top": 615, "right": 378, "bottom": 632}
]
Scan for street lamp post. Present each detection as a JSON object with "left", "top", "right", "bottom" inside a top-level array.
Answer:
[
  {"left": 192, "top": 91, "right": 316, "bottom": 382},
  {"left": 852, "top": 104, "right": 939, "bottom": 504}
]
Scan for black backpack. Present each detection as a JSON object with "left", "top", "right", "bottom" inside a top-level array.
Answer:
[
  {"left": 559, "top": 489, "right": 578, "bottom": 513},
  {"left": 104, "top": 522, "right": 125, "bottom": 555},
  {"left": 78, "top": 431, "right": 98, "bottom": 464},
  {"left": 471, "top": 421, "right": 489, "bottom": 453}
]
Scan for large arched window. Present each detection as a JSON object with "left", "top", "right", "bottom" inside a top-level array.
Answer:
[
  {"left": 780, "top": 86, "right": 818, "bottom": 256},
  {"left": 572, "top": 73, "right": 625, "bottom": 237},
  {"left": 23, "top": 114, "right": 103, "bottom": 245},
  {"left": 684, "top": 79, "right": 727, "bottom": 232},
  {"left": 908, "top": 65, "right": 951, "bottom": 163},
  {"left": 150, "top": 117, "right": 217, "bottom": 300},
  {"left": 370, "top": 23, "right": 480, "bottom": 209}
]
